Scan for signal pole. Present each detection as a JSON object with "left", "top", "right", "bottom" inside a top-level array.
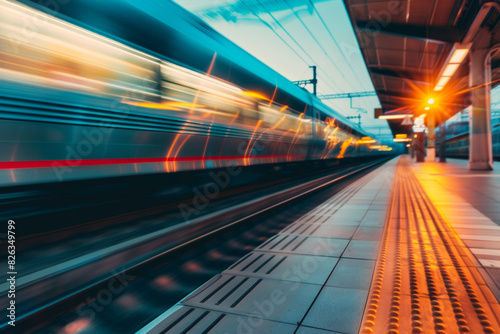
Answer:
[
  {"left": 292, "top": 66, "right": 317, "bottom": 96},
  {"left": 347, "top": 115, "right": 361, "bottom": 127},
  {"left": 311, "top": 65, "right": 317, "bottom": 96}
]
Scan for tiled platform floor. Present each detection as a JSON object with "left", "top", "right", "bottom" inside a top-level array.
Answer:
[
  {"left": 139, "top": 156, "right": 500, "bottom": 334},
  {"left": 360, "top": 156, "right": 500, "bottom": 333},
  {"left": 139, "top": 159, "right": 398, "bottom": 334},
  {"left": 411, "top": 157, "right": 500, "bottom": 301}
]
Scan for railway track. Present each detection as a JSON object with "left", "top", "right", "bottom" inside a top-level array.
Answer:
[{"left": 3, "top": 158, "right": 391, "bottom": 333}]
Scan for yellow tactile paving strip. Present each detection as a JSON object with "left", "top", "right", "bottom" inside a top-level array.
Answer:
[{"left": 360, "top": 157, "right": 500, "bottom": 334}]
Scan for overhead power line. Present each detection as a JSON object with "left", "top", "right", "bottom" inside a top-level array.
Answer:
[
  {"left": 318, "top": 91, "right": 377, "bottom": 100},
  {"left": 253, "top": 0, "right": 342, "bottom": 93}
]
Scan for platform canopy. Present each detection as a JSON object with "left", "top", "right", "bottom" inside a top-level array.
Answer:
[{"left": 343, "top": 0, "right": 500, "bottom": 137}]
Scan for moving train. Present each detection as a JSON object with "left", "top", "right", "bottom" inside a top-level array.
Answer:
[
  {"left": 0, "top": 0, "right": 389, "bottom": 186},
  {"left": 440, "top": 120, "right": 500, "bottom": 159}
]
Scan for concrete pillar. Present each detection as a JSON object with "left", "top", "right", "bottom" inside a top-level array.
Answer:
[
  {"left": 426, "top": 111, "right": 436, "bottom": 162},
  {"left": 416, "top": 132, "right": 426, "bottom": 162},
  {"left": 468, "top": 48, "right": 493, "bottom": 170},
  {"left": 439, "top": 122, "right": 447, "bottom": 163}
]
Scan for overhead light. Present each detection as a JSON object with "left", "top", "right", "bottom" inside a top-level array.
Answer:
[
  {"left": 436, "top": 76, "right": 451, "bottom": 87},
  {"left": 420, "top": 113, "right": 426, "bottom": 118},
  {"left": 425, "top": 106, "right": 430, "bottom": 110},
  {"left": 449, "top": 48, "right": 469, "bottom": 63},
  {"left": 395, "top": 134, "right": 407, "bottom": 139},
  {"left": 427, "top": 98, "right": 435, "bottom": 105},
  {"left": 394, "top": 138, "right": 412, "bottom": 142},
  {"left": 406, "top": 144, "right": 411, "bottom": 147},
  {"left": 434, "top": 43, "right": 471, "bottom": 91},
  {"left": 442, "top": 63, "right": 459, "bottom": 77},
  {"left": 379, "top": 114, "right": 414, "bottom": 120}
]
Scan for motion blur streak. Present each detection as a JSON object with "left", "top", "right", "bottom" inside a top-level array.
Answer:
[
  {"left": 244, "top": 120, "right": 263, "bottom": 166},
  {"left": 0, "top": 0, "right": 395, "bottom": 186}
]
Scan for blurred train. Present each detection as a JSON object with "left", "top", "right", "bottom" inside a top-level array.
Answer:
[
  {"left": 440, "top": 120, "right": 500, "bottom": 160},
  {"left": 0, "top": 0, "right": 390, "bottom": 186}
]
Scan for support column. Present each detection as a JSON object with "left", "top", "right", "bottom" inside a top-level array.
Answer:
[
  {"left": 426, "top": 111, "right": 436, "bottom": 162},
  {"left": 468, "top": 48, "right": 493, "bottom": 170},
  {"left": 416, "top": 132, "right": 426, "bottom": 162},
  {"left": 439, "top": 122, "right": 447, "bottom": 163}
]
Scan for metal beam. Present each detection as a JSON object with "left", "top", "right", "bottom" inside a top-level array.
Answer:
[
  {"left": 355, "top": 20, "right": 462, "bottom": 44},
  {"left": 292, "top": 66, "right": 317, "bottom": 96},
  {"left": 377, "top": 90, "right": 412, "bottom": 98},
  {"left": 293, "top": 79, "right": 313, "bottom": 86},
  {"left": 367, "top": 64, "right": 433, "bottom": 74},
  {"left": 492, "top": 57, "right": 500, "bottom": 69},
  {"left": 370, "top": 68, "right": 431, "bottom": 85},
  {"left": 318, "top": 91, "right": 377, "bottom": 100}
]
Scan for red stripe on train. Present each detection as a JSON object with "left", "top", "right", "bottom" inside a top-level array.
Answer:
[{"left": 0, "top": 155, "right": 306, "bottom": 169}]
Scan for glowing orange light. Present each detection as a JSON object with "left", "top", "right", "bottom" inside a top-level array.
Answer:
[
  {"left": 357, "top": 137, "right": 376, "bottom": 144},
  {"left": 123, "top": 100, "right": 205, "bottom": 111},
  {"left": 271, "top": 115, "right": 286, "bottom": 130},
  {"left": 244, "top": 120, "right": 263, "bottom": 166},
  {"left": 165, "top": 133, "right": 181, "bottom": 173},
  {"left": 154, "top": 275, "right": 175, "bottom": 289},
  {"left": 201, "top": 114, "right": 216, "bottom": 169},
  {"left": 356, "top": 140, "right": 376, "bottom": 144},
  {"left": 173, "top": 134, "right": 192, "bottom": 172},
  {"left": 325, "top": 117, "right": 336, "bottom": 127},
  {"left": 337, "top": 138, "right": 353, "bottom": 159},
  {"left": 60, "top": 319, "right": 91, "bottom": 334},
  {"left": 379, "top": 114, "right": 414, "bottom": 120},
  {"left": 241, "top": 91, "right": 269, "bottom": 101},
  {"left": 269, "top": 85, "right": 278, "bottom": 106},
  {"left": 206, "top": 52, "right": 217, "bottom": 76}
]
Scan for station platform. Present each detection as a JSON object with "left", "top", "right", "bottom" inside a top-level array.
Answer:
[
  {"left": 139, "top": 156, "right": 500, "bottom": 334},
  {"left": 411, "top": 158, "right": 500, "bottom": 304}
]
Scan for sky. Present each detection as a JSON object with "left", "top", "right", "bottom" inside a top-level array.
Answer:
[{"left": 173, "top": 0, "right": 394, "bottom": 139}]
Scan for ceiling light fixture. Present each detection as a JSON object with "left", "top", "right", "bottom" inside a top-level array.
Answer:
[{"left": 434, "top": 43, "right": 471, "bottom": 92}]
